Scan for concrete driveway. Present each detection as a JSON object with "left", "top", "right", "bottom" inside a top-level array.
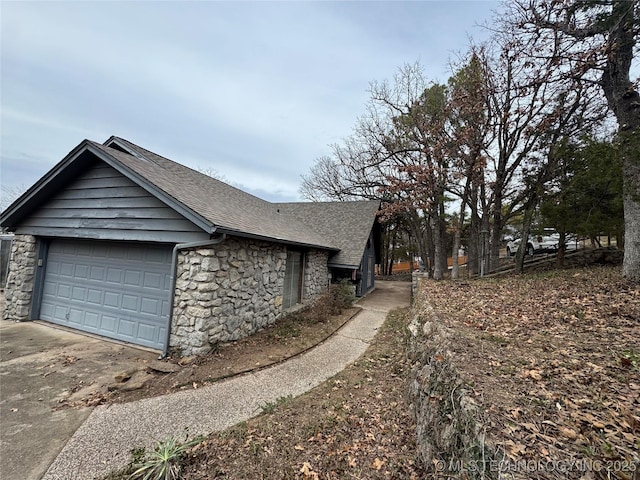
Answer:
[{"left": 0, "top": 319, "right": 158, "bottom": 480}]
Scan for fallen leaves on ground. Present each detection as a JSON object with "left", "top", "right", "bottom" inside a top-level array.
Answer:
[
  {"left": 419, "top": 266, "right": 639, "bottom": 479},
  {"left": 180, "top": 309, "right": 423, "bottom": 479}
]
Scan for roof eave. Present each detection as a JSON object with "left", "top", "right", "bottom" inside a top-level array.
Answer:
[
  {"left": 215, "top": 226, "right": 339, "bottom": 251},
  {"left": 328, "top": 262, "right": 360, "bottom": 269},
  {"left": 0, "top": 139, "right": 93, "bottom": 229}
]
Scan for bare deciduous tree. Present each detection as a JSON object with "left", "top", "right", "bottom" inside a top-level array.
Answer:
[{"left": 507, "top": 0, "right": 639, "bottom": 279}]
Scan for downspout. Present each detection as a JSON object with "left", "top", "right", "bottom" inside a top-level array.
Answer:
[{"left": 160, "top": 232, "right": 227, "bottom": 359}]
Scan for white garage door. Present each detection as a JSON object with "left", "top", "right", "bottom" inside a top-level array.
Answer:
[{"left": 40, "top": 239, "right": 172, "bottom": 349}]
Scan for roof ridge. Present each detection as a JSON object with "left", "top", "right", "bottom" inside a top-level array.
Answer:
[{"left": 277, "top": 199, "right": 380, "bottom": 205}]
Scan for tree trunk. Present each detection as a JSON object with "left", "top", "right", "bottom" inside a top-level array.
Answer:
[
  {"left": 490, "top": 212, "right": 502, "bottom": 271},
  {"left": 515, "top": 204, "right": 535, "bottom": 274},
  {"left": 407, "top": 212, "right": 430, "bottom": 274},
  {"left": 556, "top": 229, "right": 566, "bottom": 268},
  {"left": 438, "top": 202, "right": 449, "bottom": 277},
  {"left": 431, "top": 214, "right": 445, "bottom": 280},
  {"left": 381, "top": 225, "right": 391, "bottom": 276},
  {"left": 451, "top": 225, "right": 461, "bottom": 279},
  {"left": 451, "top": 209, "right": 465, "bottom": 280},
  {"left": 600, "top": 1, "right": 640, "bottom": 281},
  {"left": 466, "top": 180, "right": 481, "bottom": 276},
  {"left": 480, "top": 213, "right": 491, "bottom": 276},
  {"left": 622, "top": 149, "right": 640, "bottom": 279}
]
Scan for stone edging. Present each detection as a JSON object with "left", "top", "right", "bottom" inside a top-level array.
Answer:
[{"left": 407, "top": 296, "right": 501, "bottom": 479}]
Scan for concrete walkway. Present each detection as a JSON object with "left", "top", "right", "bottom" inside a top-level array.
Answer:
[{"left": 43, "top": 281, "right": 410, "bottom": 479}]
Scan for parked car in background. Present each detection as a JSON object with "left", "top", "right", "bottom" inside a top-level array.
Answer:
[
  {"left": 506, "top": 234, "right": 558, "bottom": 256},
  {"left": 506, "top": 232, "right": 578, "bottom": 256}
]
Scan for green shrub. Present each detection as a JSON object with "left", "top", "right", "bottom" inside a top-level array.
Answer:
[{"left": 128, "top": 432, "right": 203, "bottom": 480}]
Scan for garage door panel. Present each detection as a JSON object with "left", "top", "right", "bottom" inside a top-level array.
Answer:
[
  {"left": 106, "top": 268, "right": 123, "bottom": 284},
  {"left": 74, "top": 264, "right": 90, "bottom": 279},
  {"left": 118, "top": 319, "right": 136, "bottom": 338},
  {"left": 141, "top": 297, "right": 160, "bottom": 315},
  {"left": 126, "top": 248, "right": 145, "bottom": 262},
  {"left": 68, "top": 308, "right": 84, "bottom": 325},
  {"left": 87, "top": 289, "right": 103, "bottom": 305},
  {"left": 46, "top": 260, "right": 59, "bottom": 275},
  {"left": 100, "top": 315, "right": 117, "bottom": 333},
  {"left": 124, "top": 270, "right": 142, "bottom": 286},
  {"left": 60, "top": 242, "right": 75, "bottom": 255},
  {"left": 121, "top": 295, "right": 139, "bottom": 312},
  {"left": 110, "top": 248, "right": 127, "bottom": 260},
  {"left": 40, "top": 240, "right": 171, "bottom": 349},
  {"left": 56, "top": 284, "right": 72, "bottom": 299},
  {"left": 71, "top": 286, "right": 87, "bottom": 301},
  {"left": 104, "top": 292, "right": 120, "bottom": 308},
  {"left": 40, "top": 303, "right": 52, "bottom": 317},
  {"left": 92, "top": 247, "right": 108, "bottom": 259},
  {"left": 146, "top": 248, "right": 168, "bottom": 264},
  {"left": 85, "top": 312, "right": 100, "bottom": 328},
  {"left": 53, "top": 306, "right": 67, "bottom": 322},
  {"left": 143, "top": 272, "right": 162, "bottom": 289},
  {"left": 60, "top": 262, "right": 74, "bottom": 277},
  {"left": 90, "top": 266, "right": 106, "bottom": 281},
  {"left": 137, "top": 323, "right": 156, "bottom": 342},
  {"left": 76, "top": 243, "right": 92, "bottom": 256}
]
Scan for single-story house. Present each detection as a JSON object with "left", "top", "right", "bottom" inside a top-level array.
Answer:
[{"left": 0, "top": 136, "right": 381, "bottom": 355}]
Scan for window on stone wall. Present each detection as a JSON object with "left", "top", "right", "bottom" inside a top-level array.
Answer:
[{"left": 283, "top": 249, "right": 303, "bottom": 309}]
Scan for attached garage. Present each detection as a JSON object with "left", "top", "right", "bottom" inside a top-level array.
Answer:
[
  {"left": 39, "top": 239, "right": 172, "bottom": 349},
  {"left": 1, "top": 136, "right": 380, "bottom": 356}
]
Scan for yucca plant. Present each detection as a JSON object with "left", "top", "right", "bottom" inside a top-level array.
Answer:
[{"left": 129, "top": 432, "right": 203, "bottom": 480}]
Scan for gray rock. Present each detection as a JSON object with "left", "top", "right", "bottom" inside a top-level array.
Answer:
[{"left": 146, "top": 361, "right": 181, "bottom": 374}]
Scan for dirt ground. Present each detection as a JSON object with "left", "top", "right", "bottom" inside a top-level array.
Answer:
[{"left": 64, "top": 305, "right": 361, "bottom": 408}]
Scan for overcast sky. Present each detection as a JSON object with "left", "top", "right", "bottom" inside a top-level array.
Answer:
[{"left": 1, "top": 1, "right": 500, "bottom": 204}]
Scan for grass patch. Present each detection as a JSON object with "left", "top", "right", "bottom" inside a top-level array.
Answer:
[
  {"left": 260, "top": 395, "right": 293, "bottom": 414},
  {"left": 106, "top": 431, "right": 203, "bottom": 480}
]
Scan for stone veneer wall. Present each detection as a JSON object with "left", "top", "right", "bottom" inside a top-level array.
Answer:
[
  {"left": 3, "top": 235, "right": 37, "bottom": 321},
  {"left": 302, "top": 250, "right": 329, "bottom": 301},
  {"left": 171, "top": 237, "right": 288, "bottom": 355}
]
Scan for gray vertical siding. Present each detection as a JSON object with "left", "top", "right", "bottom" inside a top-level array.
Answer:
[{"left": 15, "top": 161, "right": 208, "bottom": 243}]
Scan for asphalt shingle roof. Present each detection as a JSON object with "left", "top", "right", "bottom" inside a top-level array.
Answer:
[
  {"left": 1, "top": 136, "right": 380, "bottom": 266},
  {"left": 95, "top": 138, "right": 379, "bottom": 264},
  {"left": 274, "top": 200, "right": 380, "bottom": 267},
  {"left": 87, "top": 139, "right": 335, "bottom": 250}
]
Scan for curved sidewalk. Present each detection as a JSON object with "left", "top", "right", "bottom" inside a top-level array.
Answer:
[{"left": 43, "top": 281, "right": 410, "bottom": 480}]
